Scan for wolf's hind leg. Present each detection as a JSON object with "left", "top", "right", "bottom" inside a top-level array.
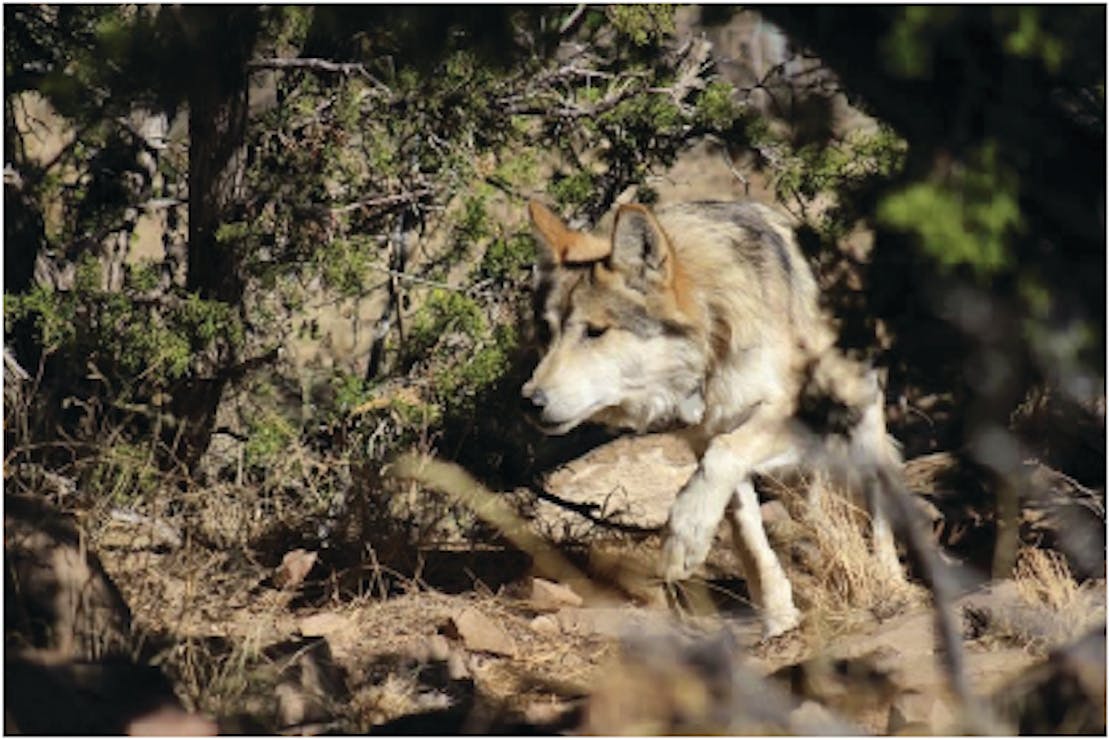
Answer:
[
  {"left": 728, "top": 479, "right": 801, "bottom": 638},
  {"left": 856, "top": 395, "right": 907, "bottom": 583},
  {"left": 867, "top": 479, "right": 905, "bottom": 582}
]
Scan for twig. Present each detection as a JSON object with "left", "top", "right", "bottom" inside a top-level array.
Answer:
[
  {"left": 329, "top": 189, "right": 434, "bottom": 215},
  {"left": 366, "top": 265, "right": 498, "bottom": 298},
  {"left": 706, "top": 135, "right": 751, "bottom": 196},
  {"left": 387, "top": 453, "right": 620, "bottom": 603},
  {"left": 558, "top": 4, "right": 588, "bottom": 36},
  {"left": 873, "top": 465, "right": 1004, "bottom": 733},
  {"left": 247, "top": 57, "right": 391, "bottom": 94}
]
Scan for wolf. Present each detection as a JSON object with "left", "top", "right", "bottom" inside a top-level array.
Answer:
[{"left": 522, "top": 199, "right": 906, "bottom": 638}]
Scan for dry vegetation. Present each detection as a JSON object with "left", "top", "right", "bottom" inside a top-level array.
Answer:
[
  {"left": 40, "top": 447, "right": 1089, "bottom": 735},
  {"left": 5, "top": 7, "right": 1105, "bottom": 736}
]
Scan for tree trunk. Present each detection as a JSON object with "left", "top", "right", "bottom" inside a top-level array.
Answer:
[{"left": 170, "top": 7, "right": 260, "bottom": 472}]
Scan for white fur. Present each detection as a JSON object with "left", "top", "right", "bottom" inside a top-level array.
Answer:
[{"left": 525, "top": 200, "right": 906, "bottom": 638}]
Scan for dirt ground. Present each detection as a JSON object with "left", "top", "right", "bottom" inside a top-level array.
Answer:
[{"left": 71, "top": 442, "right": 1103, "bottom": 735}]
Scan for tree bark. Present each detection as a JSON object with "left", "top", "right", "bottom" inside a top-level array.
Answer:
[{"left": 170, "top": 7, "right": 261, "bottom": 472}]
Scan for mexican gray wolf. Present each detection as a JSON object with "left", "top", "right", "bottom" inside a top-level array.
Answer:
[{"left": 522, "top": 199, "right": 906, "bottom": 638}]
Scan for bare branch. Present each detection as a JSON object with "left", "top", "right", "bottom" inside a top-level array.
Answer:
[
  {"left": 248, "top": 57, "right": 391, "bottom": 94},
  {"left": 558, "top": 4, "right": 588, "bottom": 36},
  {"left": 329, "top": 189, "right": 434, "bottom": 215}
]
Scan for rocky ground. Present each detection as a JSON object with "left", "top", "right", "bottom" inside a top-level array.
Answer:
[{"left": 7, "top": 429, "right": 1105, "bottom": 735}]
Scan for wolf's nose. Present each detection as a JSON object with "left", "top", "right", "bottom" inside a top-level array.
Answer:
[{"left": 522, "top": 386, "right": 548, "bottom": 410}]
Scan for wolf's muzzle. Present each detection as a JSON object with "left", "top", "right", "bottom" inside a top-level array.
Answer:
[{"left": 520, "top": 385, "right": 549, "bottom": 413}]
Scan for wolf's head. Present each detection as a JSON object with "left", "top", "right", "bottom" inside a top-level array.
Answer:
[{"left": 522, "top": 201, "right": 709, "bottom": 434}]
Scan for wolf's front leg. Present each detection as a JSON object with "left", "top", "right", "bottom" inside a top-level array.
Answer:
[
  {"left": 660, "top": 446, "right": 739, "bottom": 581},
  {"left": 661, "top": 422, "right": 790, "bottom": 580}
]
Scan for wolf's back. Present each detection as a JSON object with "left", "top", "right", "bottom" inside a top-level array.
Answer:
[{"left": 655, "top": 200, "right": 830, "bottom": 352}]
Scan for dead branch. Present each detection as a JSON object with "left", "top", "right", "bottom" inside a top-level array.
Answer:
[
  {"left": 248, "top": 57, "right": 391, "bottom": 94},
  {"left": 329, "top": 189, "right": 434, "bottom": 215}
]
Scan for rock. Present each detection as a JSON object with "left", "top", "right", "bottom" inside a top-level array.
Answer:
[
  {"left": 523, "top": 700, "right": 574, "bottom": 726},
  {"left": 957, "top": 578, "right": 1107, "bottom": 648},
  {"left": 297, "top": 613, "right": 350, "bottom": 637},
  {"left": 992, "top": 626, "right": 1106, "bottom": 735},
  {"left": 770, "top": 654, "right": 899, "bottom": 729},
  {"left": 268, "top": 638, "right": 345, "bottom": 730},
  {"left": 789, "top": 700, "right": 844, "bottom": 735},
  {"left": 274, "top": 683, "right": 311, "bottom": 729},
  {"left": 529, "top": 615, "right": 561, "bottom": 635},
  {"left": 274, "top": 549, "right": 317, "bottom": 590},
  {"left": 954, "top": 578, "right": 1022, "bottom": 613},
  {"left": 887, "top": 691, "right": 955, "bottom": 735},
  {"left": 446, "top": 651, "right": 471, "bottom": 680},
  {"left": 6, "top": 494, "right": 133, "bottom": 660},
  {"left": 530, "top": 578, "right": 584, "bottom": 611},
  {"left": 443, "top": 608, "right": 517, "bottom": 657},
  {"left": 125, "top": 705, "right": 218, "bottom": 736},
  {"left": 583, "top": 629, "right": 860, "bottom": 735},
  {"left": 827, "top": 611, "right": 936, "bottom": 665},
  {"left": 539, "top": 433, "right": 696, "bottom": 540},
  {"left": 5, "top": 655, "right": 194, "bottom": 735},
  {"left": 101, "top": 508, "right": 184, "bottom": 551},
  {"left": 554, "top": 606, "right": 671, "bottom": 637},
  {"left": 760, "top": 500, "right": 791, "bottom": 526},
  {"left": 426, "top": 634, "right": 452, "bottom": 662},
  {"left": 5, "top": 495, "right": 203, "bottom": 735}
]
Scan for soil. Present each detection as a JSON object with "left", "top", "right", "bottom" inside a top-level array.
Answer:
[{"left": 76, "top": 437, "right": 1105, "bottom": 735}]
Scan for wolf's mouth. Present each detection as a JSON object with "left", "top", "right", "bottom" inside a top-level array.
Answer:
[
  {"left": 530, "top": 415, "right": 583, "bottom": 436},
  {"left": 532, "top": 401, "right": 617, "bottom": 435}
]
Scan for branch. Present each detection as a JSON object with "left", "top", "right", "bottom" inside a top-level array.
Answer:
[
  {"left": 248, "top": 57, "right": 391, "bottom": 93},
  {"left": 557, "top": 4, "right": 588, "bottom": 36},
  {"left": 329, "top": 189, "right": 434, "bottom": 215}
]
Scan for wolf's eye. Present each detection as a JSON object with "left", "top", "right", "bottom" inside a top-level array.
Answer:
[{"left": 585, "top": 324, "right": 609, "bottom": 340}]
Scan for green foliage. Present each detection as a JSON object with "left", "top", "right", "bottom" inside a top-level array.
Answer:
[
  {"left": 261, "top": 6, "right": 312, "bottom": 53},
  {"left": 403, "top": 289, "right": 485, "bottom": 365},
  {"left": 772, "top": 126, "right": 907, "bottom": 204},
  {"left": 453, "top": 194, "right": 494, "bottom": 253},
  {"left": 878, "top": 143, "right": 1022, "bottom": 276},
  {"left": 6, "top": 257, "right": 241, "bottom": 386},
  {"left": 7, "top": 285, "right": 78, "bottom": 352},
  {"left": 607, "top": 5, "right": 676, "bottom": 47},
  {"left": 329, "top": 370, "right": 373, "bottom": 416},
  {"left": 477, "top": 231, "right": 535, "bottom": 284},
  {"left": 315, "top": 236, "right": 376, "bottom": 296},
  {"left": 245, "top": 409, "right": 298, "bottom": 467},
  {"left": 995, "top": 7, "right": 1067, "bottom": 72},
  {"left": 881, "top": 6, "right": 1085, "bottom": 81},
  {"left": 694, "top": 80, "right": 744, "bottom": 130},
  {"left": 85, "top": 441, "right": 160, "bottom": 505},
  {"left": 4, "top": 4, "right": 764, "bottom": 526},
  {"left": 550, "top": 170, "right": 597, "bottom": 210},
  {"left": 880, "top": 6, "right": 960, "bottom": 78}
]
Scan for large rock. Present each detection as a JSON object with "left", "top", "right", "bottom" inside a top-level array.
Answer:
[
  {"left": 537, "top": 433, "right": 696, "bottom": 541},
  {"left": 5, "top": 494, "right": 132, "bottom": 660},
  {"left": 4, "top": 494, "right": 213, "bottom": 734}
]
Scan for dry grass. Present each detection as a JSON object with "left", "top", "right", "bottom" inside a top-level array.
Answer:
[
  {"left": 85, "top": 449, "right": 1098, "bottom": 734},
  {"left": 1010, "top": 546, "right": 1106, "bottom": 651},
  {"left": 1015, "top": 546, "right": 1085, "bottom": 612},
  {"left": 765, "top": 475, "right": 926, "bottom": 643}
]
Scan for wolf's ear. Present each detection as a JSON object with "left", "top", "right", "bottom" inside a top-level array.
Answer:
[
  {"left": 528, "top": 201, "right": 611, "bottom": 266},
  {"left": 610, "top": 204, "right": 674, "bottom": 292}
]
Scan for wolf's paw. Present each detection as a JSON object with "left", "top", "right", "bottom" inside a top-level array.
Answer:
[
  {"left": 761, "top": 606, "right": 802, "bottom": 640},
  {"left": 660, "top": 520, "right": 715, "bottom": 581}
]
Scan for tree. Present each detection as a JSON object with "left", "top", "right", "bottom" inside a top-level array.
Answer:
[{"left": 5, "top": 6, "right": 742, "bottom": 502}]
